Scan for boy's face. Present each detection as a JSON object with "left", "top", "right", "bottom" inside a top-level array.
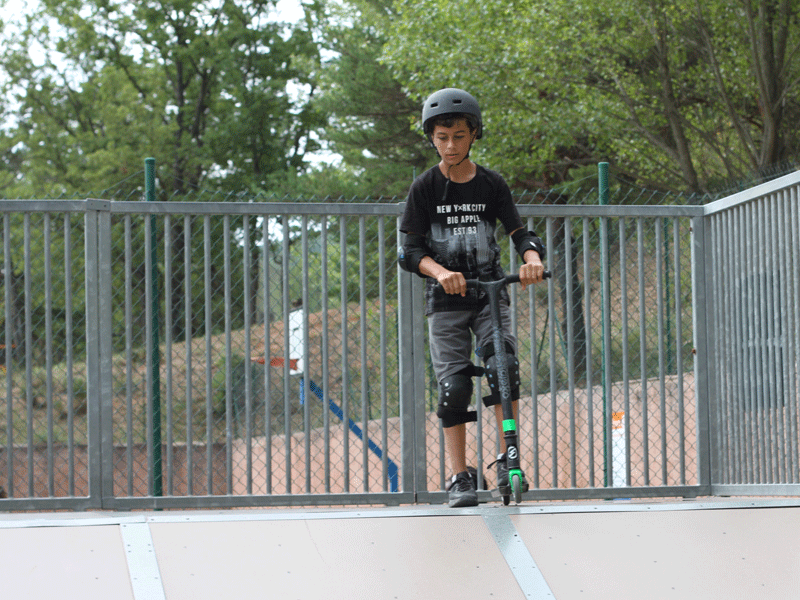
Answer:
[{"left": 432, "top": 118, "right": 475, "bottom": 167}]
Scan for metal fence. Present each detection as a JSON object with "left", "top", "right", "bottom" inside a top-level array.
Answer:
[
  {"left": 699, "top": 174, "right": 800, "bottom": 496},
  {"left": 1, "top": 171, "right": 799, "bottom": 510}
]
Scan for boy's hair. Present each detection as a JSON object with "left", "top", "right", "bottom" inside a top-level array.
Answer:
[{"left": 424, "top": 113, "right": 479, "bottom": 138}]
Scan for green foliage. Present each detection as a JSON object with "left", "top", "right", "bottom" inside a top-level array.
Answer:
[
  {"left": 381, "top": 0, "right": 800, "bottom": 193},
  {"left": 300, "top": 0, "right": 434, "bottom": 198},
  {"left": 0, "top": 0, "right": 323, "bottom": 198}
]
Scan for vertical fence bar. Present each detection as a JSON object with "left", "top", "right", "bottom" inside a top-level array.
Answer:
[
  {"left": 184, "top": 215, "right": 193, "bottom": 495},
  {"left": 709, "top": 214, "right": 723, "bottom": 482},
  {"left": 564, "top": 217, "right": 576, "bottom": 487},
  {"left": 359, "top": 217, "right": 369, "bottom": 492},
  {"left": 124, "top": 215, "right": 134, "bottom": 496},
  {"left": 24, "top": 214, "right": 33, "bottom": 496},
  {"left": 44, "top": 213, "right": 54, "bottom": 496},
  {"left": 319, "top": 217, "right": 330, "bottom": 492},
  {"left": 63, "top": 214, "right": 75, "bottom": 496},
  {"left": 340, "top": 217, "right": 350, "bottom": 492},
  {"left": 754, "top": 200, "right": 767, "bottom": 481},
  {"left": 243, "top": 215, "right": 253, "bottom": 495},
  {"left": 672, "top": 217, "right": 685, "bottom": 483},
  {"left": 744, "top": 204, "right": 758, "bottom": 481},
  {"left": 583, "top": 217, "right": 594, "bottom": 487},
  {"left": 281, "top": 216, "right": 291, "bottom": 493},
  {"left": 789, "top": 186, "right": 800, "bottom": 482},
  {"left": 787, "top": 188, "right": 800, "bottom": 482},
  {"left": 97, "top": 204, "right": 114, "bottom": 507},
  {"left": 378, "top": 217, "right": 390, "bottom": 491},
  {"left": 655, "top": 218, "right": 667, "bottom": 484},
  {"left": 203, "top": 215, "right": 214, "bottom": 494},
  {"left": 3, "top": 214, "right": 12, "bottom": 497},
  {"left": 223, "top": 215, "right": 233, "bottom": 494},
  {"left": 733, "top": 206, "right": 749, "bottom": 484},
  {"left": 733, "top": 208, "right": 744, "bottom": 483},
  {"left": 546, "top": 218, "right": 557, "bottom": 487},
  {"left": 84, "top": 207, "right": 102, "bottom": 507},
  {"left": 145, "top": 158, "right": 163, "bottom": 499},
  {"left": 691, "top": 211, "right": 713, "bottom": 492},
  {"left": 144, "top": 208, "right": 153, "bottom": 495},
  {"left": 637, "top": 218, "right": 649, "bottom": 486},
  {"left": 600, "top": 214, "right": 612, "bottom": 487},
  {"left": 527, "top": 217, "right": 540, "bottom": 488},
  {"left": 163, "top": 215, "right": 173, "bottom": 496},
  {"left": 618, "top": 218, "right": 631, "bottom": 486},
  {"left": 262, "top": 215, "right": 273, "bottom": 495},
  {"left": 767, "top": 194, "right": 783, "bottom": 482},
  {"left": 279, "top": 216, "right": 290, "bottom": 493},
  {"left": 721, "top": 209, "right": 733, "bottom": 484},
  {"left": 301, "top": 215, "right": 310, "bottom": 493}
]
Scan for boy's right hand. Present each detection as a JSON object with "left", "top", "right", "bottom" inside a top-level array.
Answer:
[{"left": 436, "top": 270, "right": 467, "bottom": 296}]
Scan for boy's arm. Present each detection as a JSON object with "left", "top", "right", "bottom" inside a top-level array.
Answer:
[
  {"left": 418, "top": 256, "right": 467, "bottom": 297},
  {"left": 510, "top": 226, "right": 546, "bottom": 289}
]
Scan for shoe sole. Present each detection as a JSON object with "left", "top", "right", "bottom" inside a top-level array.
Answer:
[{"left": 448, "top": 494, "right": 478, "bottom": 508}]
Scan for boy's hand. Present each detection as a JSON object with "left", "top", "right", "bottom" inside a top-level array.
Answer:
[
  {"left": 436, "top": 270, "right": 467, "bottom": 296},
  {"left": 519, "top": 251, "right": 545, "bottom": 290}
]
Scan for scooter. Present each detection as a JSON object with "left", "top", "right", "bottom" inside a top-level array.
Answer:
[{"left": 466, "top": 271, "right": 550, "bottom": 505}]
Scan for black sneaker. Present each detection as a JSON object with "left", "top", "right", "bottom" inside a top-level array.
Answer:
[
  {"left": 491, "top": 453, "right": 529, "bottom": 495},
  {"left": 447, "top": 471, "right": 478, "bottom": 508}
]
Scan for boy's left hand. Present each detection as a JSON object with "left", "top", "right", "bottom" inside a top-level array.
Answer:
[{"left": 519, "top": 253, "right": 545, "bottom": 290}]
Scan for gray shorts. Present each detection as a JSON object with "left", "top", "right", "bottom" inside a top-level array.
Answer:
[{"left": 427, "top": 302, "right": 516, "bottom": 384}]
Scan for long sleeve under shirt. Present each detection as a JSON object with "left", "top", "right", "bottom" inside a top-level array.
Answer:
[{"left": 400, "top": 164, "right": 524, "bottom": 315}]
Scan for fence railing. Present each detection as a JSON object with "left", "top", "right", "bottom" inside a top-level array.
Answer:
[
  {"left": 699, "top": 173, "right": 800, "bottom": 495},
  {"left": 1, "top": 171, "right": 799, "bottom": 509}
]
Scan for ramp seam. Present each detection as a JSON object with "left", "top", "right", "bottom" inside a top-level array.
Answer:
[
  {"left": 120, "top": 522, "right": 167, "bottom": 600},
  {"left": 483, "top": 512, "right": 556, "bottom": 599}
]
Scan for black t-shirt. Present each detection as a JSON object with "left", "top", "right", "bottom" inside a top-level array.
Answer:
[{"left": 400, "top": 164, "right": 524, "bottom": 313}]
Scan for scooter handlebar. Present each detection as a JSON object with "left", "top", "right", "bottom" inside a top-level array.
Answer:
[{"left": 464, "top": 270, "right": 551, "bottom": 289}]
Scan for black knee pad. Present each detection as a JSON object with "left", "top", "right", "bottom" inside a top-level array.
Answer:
[
  {"left": 482, "top": 348, "right": 521, "bottom": 408},
  {"left": 437, "top": 371, "right": 477, "bottom": 428}
]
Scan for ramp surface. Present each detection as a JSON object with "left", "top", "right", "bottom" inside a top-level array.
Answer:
[{"left": 1, "top": 499, "right": 798, "bottom": 600}]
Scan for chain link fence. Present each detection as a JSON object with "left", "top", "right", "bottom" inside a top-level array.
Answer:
[{"left": 1, "top": 163, "right": 799, "bottom": 507}]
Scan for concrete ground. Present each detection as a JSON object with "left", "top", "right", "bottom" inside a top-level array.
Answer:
[{"left": 1, "top": 497, "right": 799, "bottom": 600}]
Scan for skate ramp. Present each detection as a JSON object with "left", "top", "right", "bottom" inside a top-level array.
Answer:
[{"left": 1, "top": 499, "right": 799, "bottom": 600}]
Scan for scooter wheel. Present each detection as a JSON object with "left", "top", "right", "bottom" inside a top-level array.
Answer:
[{"left": 511, "top": 473, "right": 523, "bottom": 504}]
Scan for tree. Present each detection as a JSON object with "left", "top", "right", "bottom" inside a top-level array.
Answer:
[
  {"left": 0, "top": 0, "right": 323, "bottom": 197},
  {"left": 0, "top": 0, "right": 326, "bottom": 342},
  {"left": 382, "top": 0, "right": 800, "bottom": 194},
  {"left": 307, "top": 0, "right": 433, "bottom": 198}
]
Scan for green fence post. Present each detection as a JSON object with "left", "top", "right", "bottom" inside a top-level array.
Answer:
[{"left": 145, "top": 157, "right": 163, "bottom": 499}]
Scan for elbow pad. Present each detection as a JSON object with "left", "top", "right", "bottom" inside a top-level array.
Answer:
[
  {"left": 511, "top": 229, "right": 546, "bottom": 262},
  {"left": 398, "top": 233, "right": 431, "bottom": 275}
]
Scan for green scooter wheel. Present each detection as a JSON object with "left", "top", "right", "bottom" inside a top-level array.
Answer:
[{"left": 511, "top": 473, "right": 523, "bottom": 504}]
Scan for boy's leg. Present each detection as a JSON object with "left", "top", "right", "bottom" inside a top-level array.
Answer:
[
  {"left": 444, "top": 423, "right": 469, "bottom": 475},
  {"left": 428, "top": 310, "right": 475, "bottom": 475}
]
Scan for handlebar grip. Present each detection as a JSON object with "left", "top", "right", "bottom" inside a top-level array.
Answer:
[{"left": 506, "top": 270, "right": 551, "bottom": 284}]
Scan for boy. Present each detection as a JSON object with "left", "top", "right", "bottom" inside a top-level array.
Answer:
[{"left": 399, "top": 88, "right": 547, "bottom": 507}]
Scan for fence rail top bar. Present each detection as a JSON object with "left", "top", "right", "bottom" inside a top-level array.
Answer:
[
  {"left": 0, "top": 199, "right": 111, "bottom": 212},
  {"left": 114, "top": 201, "right": 704, "bottom": 218},
  {"left": 109, "top": 200, "right": 404, "bottom": 216},
  {"left": 703, "top": 169, "right": 800, "bottom": 216},
  {"left": 0, "top": 199, "right": 708, "bottom": 218}
]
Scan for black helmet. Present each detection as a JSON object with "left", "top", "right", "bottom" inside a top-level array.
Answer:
[{"left": 421, "top": 88, "right": 483, "bottom": 139}]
